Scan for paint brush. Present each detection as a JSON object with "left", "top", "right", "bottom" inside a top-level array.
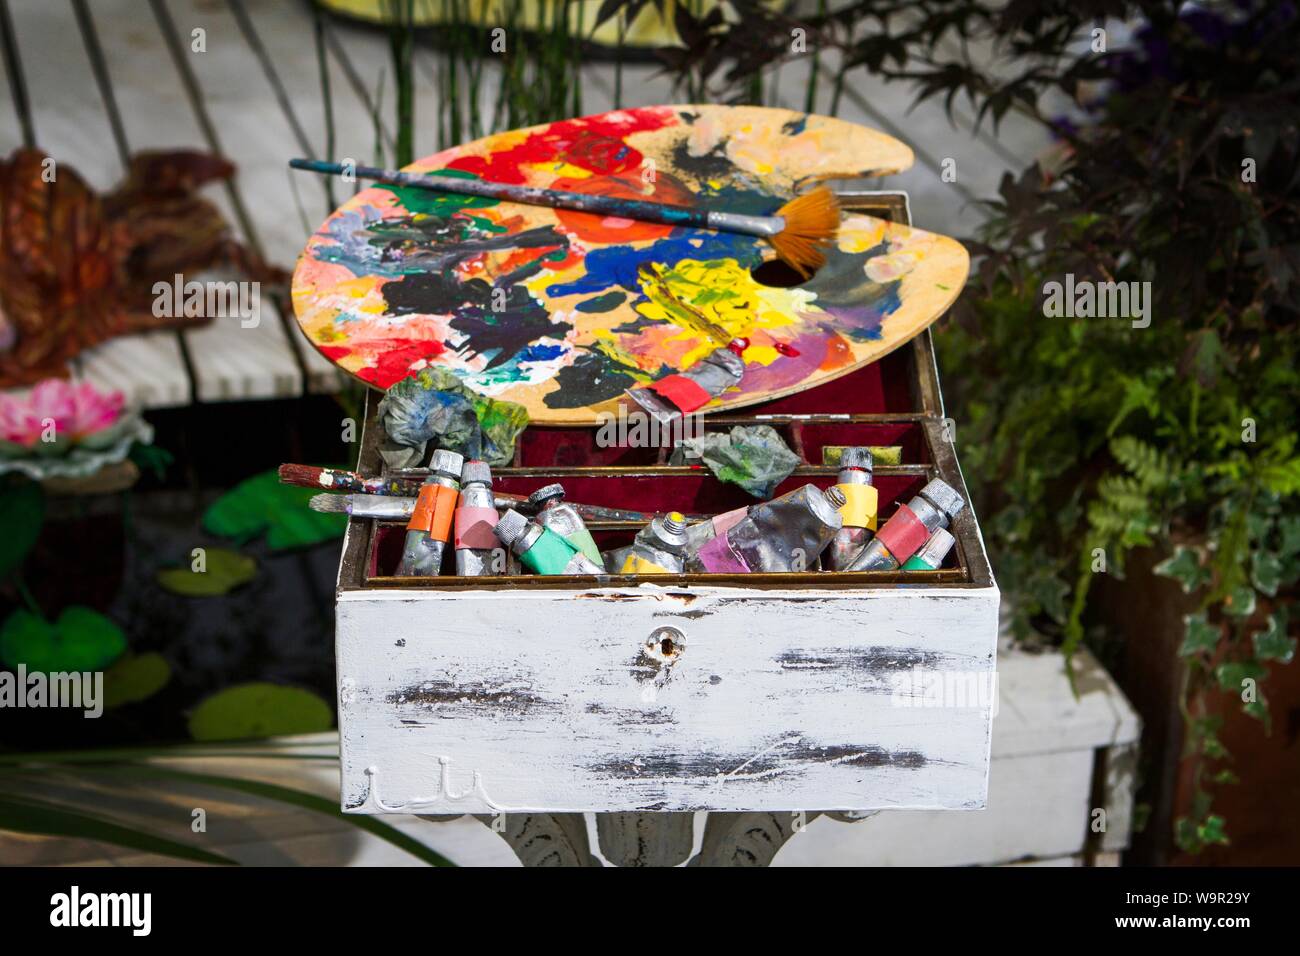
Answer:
[
  {"left": 310, "top": 493, "right": 415, "bottom": 520},
  {"left": 280, "top": 463, "right": 422, "bottom": 497},
  {"left": 289, "top": 158, "right": 840, "bottom": 278},
  {"left": 310, "top": 490, "right": 700, "bottom": 526}
]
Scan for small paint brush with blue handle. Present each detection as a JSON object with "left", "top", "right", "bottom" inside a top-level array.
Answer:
[{"left": 289, "top": 157, "right": 840, "bottom": 278}]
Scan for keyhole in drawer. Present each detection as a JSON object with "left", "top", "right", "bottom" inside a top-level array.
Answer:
[{"left": 646, "top": 626, "right": 685, "bottom": 663}]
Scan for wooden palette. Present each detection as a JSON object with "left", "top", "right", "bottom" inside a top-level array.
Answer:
[{"left": 291, "top": 104, "right": 968, "bottom": 425}]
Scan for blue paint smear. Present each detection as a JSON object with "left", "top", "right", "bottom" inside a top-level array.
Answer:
[
  {"left": 517, "top": 343, "right": 565, "bottom": 363},
  {"left": 546, "top": 230, "right": 760, "bottom": 297}
]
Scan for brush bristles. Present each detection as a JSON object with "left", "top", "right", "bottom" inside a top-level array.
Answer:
[
  {"left": 771, "top": 187, "right": 840, "bottom": 278},
  {"left": 309, "top": 493, "right": 349, "bottom": 513}
]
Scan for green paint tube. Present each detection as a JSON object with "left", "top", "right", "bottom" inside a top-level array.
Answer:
[
  {"left": 528, "top": 483, "right": 602, "bottom": 564},
  {"left": 901, "top": 527, "right": 956, "bottom": 570},
  {"left": 494, "top": 509, "right": 604, "bottom": 576}
]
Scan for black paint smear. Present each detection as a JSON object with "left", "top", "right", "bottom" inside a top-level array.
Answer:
[
  {"left": 449, "top": 289, "right": 564, "bottom": 370},
  {"left": 384, "top": 270, "right": 491, "bottom": 315},
  {"left": 775, "top": 647, "right": 945, "bottom": 673},
  {"left": 543, "top": 350, "right": 640, "bottom": 408},
  {"left": 575, "top": 290, "right": 627, "bottom": 313},
  {"left": 782, "top": 114, "right": 809, "bottom": 136},
  {"left": 671, "top": 136, "right": 736, "bottom": 183},
  {"left": 379, "top": 223, "right": 574, "bottom": 370},
  {"left": 588, "top": 740, "right": 928, "bottom": 780}
]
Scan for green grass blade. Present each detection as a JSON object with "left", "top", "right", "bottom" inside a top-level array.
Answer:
[
  {"left": 0, "top": 793, "right": 236, "bottom": 865},
  {"left": 105, "top": 765, "right": 457, "bottom": 867}
]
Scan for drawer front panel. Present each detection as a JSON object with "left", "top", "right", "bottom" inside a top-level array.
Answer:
[{"left": 337, "top": 585, "right": 998, "bottom": 814}]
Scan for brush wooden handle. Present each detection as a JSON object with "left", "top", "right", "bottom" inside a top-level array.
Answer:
[{"left": 289, "top": 158, "right": 781, "bottom": 237}]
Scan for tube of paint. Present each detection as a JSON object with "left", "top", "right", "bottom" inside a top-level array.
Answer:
[
  {"left": 494, "top": 509, "right": 604, "bottom": 576},
  {"left": 683, "top": 505, "right": 750, "bottom": 555},
  {"left": 528, "top": 483, "right": 602, "bottom": 565},
  {"left": 692, "top": 484, "right": 845, "bottom": 574},
  {"left": 828, "top": 447, "right": 878, "bottom": 570},
  {"left": 396, "top": 449, "right": 464, "bottom": 576},
  {"left": 624, "top": 338, "right": 748, "bottom": 425},
  {"left": 847, "top": 478, "right": 965, "bottom": 571},
  {"left": 454, "top": 460, "right": 504, "bottom": 576},
  {"left": 602, "top": 546, "right": 634, "bottom": 574},
  {"left": 621, "top": 512, "right": 690, "bottom": 574},
  {"left": 901, "top": 527, "right": 956, "bottom": 571}
]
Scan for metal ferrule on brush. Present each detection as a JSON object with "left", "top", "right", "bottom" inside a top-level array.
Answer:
[{"left": 704, "top": 210, "right": 784, "bottom": 237}]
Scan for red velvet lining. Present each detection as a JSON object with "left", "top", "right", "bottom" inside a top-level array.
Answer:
[{"left": 516, "top": 347, "right": 919, "bottom": 467}]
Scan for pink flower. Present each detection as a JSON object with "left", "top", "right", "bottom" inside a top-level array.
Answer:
[{"left": 0, "top": 379, "right": 125, "bottom": 447}]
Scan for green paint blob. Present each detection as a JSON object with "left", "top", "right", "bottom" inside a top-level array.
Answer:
[
  {"left": 520, "top": 527, "right": 582, "bottom": 575},
  {"left": 375, "top": 168, "right": 498, "bottom": 218},
  {"left": 901, "top": 555, "right": 937, "bottom": 571}
]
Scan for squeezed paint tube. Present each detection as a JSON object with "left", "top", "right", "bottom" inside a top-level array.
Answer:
[
  {"left": 847, "top": 477, "right": 965, "bottom": 571},
  {"left": 454, "top": 460, "right": 504, "bottom": 576},
  {"left": 691, "top": 484, "right": 845, "bottom": 574},
  {"left": 494, "top": 509, "right": 604, "bottom": 576},
  {"left": 624, "top": 338, "right": 748, "bottom": 425},
  {"left": 621, "top": 512, "right": 690, "bottom": 574},
  {"left": 828, "top": 446, "right": 878, "bottom": 571},
  {"left": 528, "top": 483, "right": 602, "bottom": 565},
  {"left": 901, "top": 527, "right": 957, "bottom": 571},
  {"left": 602, "top": 545, "right": 634, "bottom": 574},
  {"left": 683, "top": 505, "right": 750, "bottom": 554},
  {"left": 396, "top": 449, "right": 464, "bottom": 576}
]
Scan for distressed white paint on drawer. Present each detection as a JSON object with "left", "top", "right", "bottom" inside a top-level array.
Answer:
[{"left": 337, "top": 584, "right": 999, "bottom": 814}]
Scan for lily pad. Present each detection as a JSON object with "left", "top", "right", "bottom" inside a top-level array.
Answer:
[
  {"left": 156, "top": 547, "right": 257, "bottom": 596},
  {"left": 103, "top": 652, "right": 172, "bottom": 709},
  {"left": 0, "top": 606, "right": 127, "bottom": 673},
  {"left": 0, "top": 480, "right": 44, "bottom": 579},
  {"left": 188, "top": 682, "right": 333, "bottom": 741},
  {"left": 203, "top": 470, "right": 346, "bottom": 551}
]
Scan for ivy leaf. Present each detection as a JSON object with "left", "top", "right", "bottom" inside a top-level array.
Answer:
[
  {"left": 1215, "top": 660, "right": 1265, "bottom": 695},
  {"left": 1278, "top": 515, "right": 1300, "bottom": 558},
  {"left": 156, "top": 547, "right": 256, "bottom": 597},
  {"left": 1243, "top": 700, "right": 1270, "bottom": 725},
  {"left": 0, "top": 607, "right": 126, "bottom": 673},
  {"left": 1178, "top": 612, "right": 1219, "bottom": 657},
  {"left": 1154, "top": 546, "right": 1210, "bottom": 594},
  {"left": 1253, "top": 612, "right": 1295, "bottom": 663},
  {"left": 1251, "top": 550, "right": 1283, "bottom": 596},
  {"left": 188, "top": 683, "right": 333, "bottom": 742},
  {"left": 203, "top": 471, "right": 345, "bottom": 551},
  {"left": 0, "top": 480, "right": 44, "bottom": 580},
  {"left": 103, "top": 652, "right": 172, "bottom": 709},
  {"left": 1222, "top": 584, "right": 1257, "bottom": 618}
]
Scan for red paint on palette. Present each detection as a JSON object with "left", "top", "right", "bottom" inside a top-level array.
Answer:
[
  {"left": 446, "top": 110, "right": 674, "bottom": 184},
  {"left": 354, "top": 338, "right": 448, "bottom": 389}
]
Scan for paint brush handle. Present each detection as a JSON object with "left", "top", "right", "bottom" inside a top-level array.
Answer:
[{"left": 289, "top": 158, "right": 783, "bottom": 238}]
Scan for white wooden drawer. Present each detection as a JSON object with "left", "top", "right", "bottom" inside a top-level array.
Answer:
[{"left": 337, "top": 582, "right": 997, "bottom": 814}]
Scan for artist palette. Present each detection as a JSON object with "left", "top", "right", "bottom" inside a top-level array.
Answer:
[
  {"left": 330, "top": 193, "right": 999, "bottom": 818},
  {"left": 292, "top": 105, "right": 968, "bottom": 424}
]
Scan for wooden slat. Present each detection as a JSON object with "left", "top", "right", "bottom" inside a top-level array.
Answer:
[{"left": 0, "top": 0, "right": 194, "bottom": 407}]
